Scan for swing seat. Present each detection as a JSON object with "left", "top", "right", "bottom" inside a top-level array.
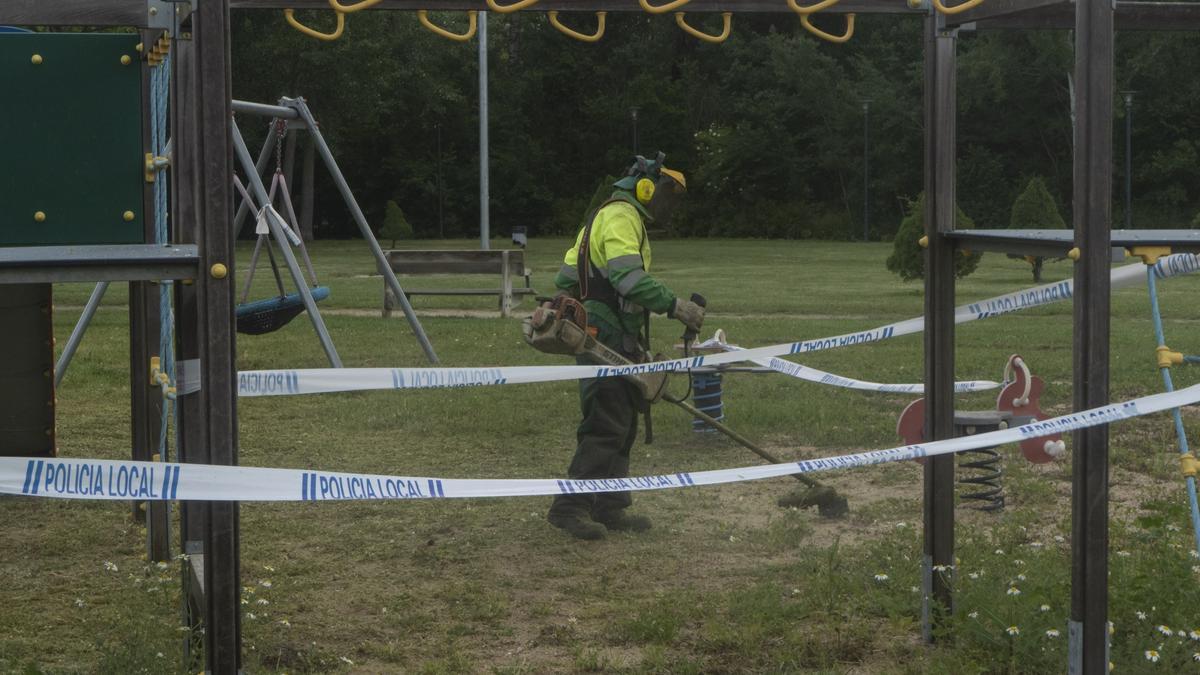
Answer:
[{"left": 236, "top": 286, "right": 330, "bottom": 335}]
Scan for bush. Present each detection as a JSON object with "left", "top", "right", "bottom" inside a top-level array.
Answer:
[
  {"left": 1007, "top": 177, "right": 1067, "bottom": 282},
  {"left": 380, "top": 201, "right": 413, "bottom": 247},
  {"left": 886, "top": 193, "right": 982, "bottom": 281}
]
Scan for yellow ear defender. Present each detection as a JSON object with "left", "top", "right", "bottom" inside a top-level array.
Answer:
[{"left": 635, "top": 177, "right": 656, "bottom": 205}]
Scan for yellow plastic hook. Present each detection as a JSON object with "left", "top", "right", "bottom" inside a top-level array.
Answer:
[
  {"left": 486, "top": 0, "right": 541, "bottom": 12},
  {"left": 800, "top": 13, "right": 854, "bottom": 43},
  {"left": 787, "top": 0, "right": 843, "bottom": 15},
  {"left": 639, "top": 0, "right": 692, "bottom": 15},
  {"left": 284, "top": 8, "right": 346, "bottom": 41},
  {"left": 327, "top": 0, "right": 383, "bottom": 13},
  {"left": 932, "top": 0, "right": 987, "bottom": 15},
  {"left": 418, "top": 10, "right": 478, "bottom": 42},
  {"left": 675, "top": 12, "right": 732, "bottom": 43},
  {"left": 548, "top": 11, "right": 607, "bottom": 43}
]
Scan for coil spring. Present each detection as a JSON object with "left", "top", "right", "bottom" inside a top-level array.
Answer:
[
  {"left": 691, "top": 373, "right": 724, "bottom": 433},
  {"left": 957, "top": 447, "right": 1005, "bottom": 511}
]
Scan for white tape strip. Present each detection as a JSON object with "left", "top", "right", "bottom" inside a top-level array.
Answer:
[
  {"left": 6, "top": 383, "right": 1198, "bottom": 502},
  {"left": 237, "top": 254, "right": 1200, "bottom": 398},
  {"left": 702, "top": 339, "right": 1001, "bottom": 394}
]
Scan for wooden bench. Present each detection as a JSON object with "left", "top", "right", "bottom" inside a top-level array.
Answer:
[{"left": 380, "top": 249, "right": 537, "bottom": 318}]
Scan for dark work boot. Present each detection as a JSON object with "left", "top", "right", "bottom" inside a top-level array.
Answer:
[
  {"left": 547, "top": 513, "right": 606, "bottom": 541},
  {"left": 592, "top": 510, "right": 651, "bottom": 533}
]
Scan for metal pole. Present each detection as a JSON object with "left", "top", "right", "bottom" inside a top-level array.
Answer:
[
  {"left": 231, "top": 117, "right": 344, "bottom": 368},
  {"left": 1123, "top": 92, "right": 1133, "bottom": 230},
  {"left": 436, "top": 122, "right": 444, "bottom": 238},
  {"left": 863, "top": 100, "right": 871, "bottom": 241},
  {"left": 631, "top": 106, "right": 639, "bottom": 154},
  {"left": 232, "top": 125, "right": 278, "bottom": 238},
  {"left": 284, "top": 97, "right": 440, "bottom": 364},
  {"left": 478, "top": 11, "right": 490, "bottom": 250},
  {"left": 54, "top": 281, "right": 110, "bottom": 387}
]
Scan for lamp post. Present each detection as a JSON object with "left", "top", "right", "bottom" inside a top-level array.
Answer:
[
  {"left": 630, "top": 106, "right": 640, "bottom": 155},
  {"left": 1120, "top": 91, "right": 1135, "bottom": 230},
  {"left": 862, "top": 100, "right": 872, "bottom": 241}
]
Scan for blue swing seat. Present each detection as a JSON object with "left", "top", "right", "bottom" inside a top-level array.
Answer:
[{"left": 236, "top": 286, "right": 330, "bottom": 335}]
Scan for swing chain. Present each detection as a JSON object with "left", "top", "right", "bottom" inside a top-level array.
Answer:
[{"left": 274, "top": 118, "right": 288, "bottom": 172}]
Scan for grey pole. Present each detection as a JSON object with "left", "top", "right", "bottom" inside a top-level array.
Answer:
[
  {"left": 478, "top": 11, "right": 490, "bottom": 250},
  {"left": 283, "top": 97, "right": 440, "bottom": 364},
  {"left": 630, "top": 106, "right": 639, "bottom": 153},
  {"left": 233, "top": 122, "right": 279, "bottom": 238},
  {"left": 863, "top": 100, "right": 871, "bottom": 242},
  {"left": 54, "top": 281, "right": 110, "bottom": 387},
  {"left": 231, "top": 117, "right": 344, "bottom": 368},
  {"left": 1122, "top": 91, "right": 1134, "bottom": 230}
]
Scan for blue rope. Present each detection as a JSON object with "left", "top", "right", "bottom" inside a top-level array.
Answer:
[
  {"left": 151, "top": 53, "right": 176, "bottom": 463},
  {"left": 1146, "top": 267, "right": 1200, "bottom": 555}
]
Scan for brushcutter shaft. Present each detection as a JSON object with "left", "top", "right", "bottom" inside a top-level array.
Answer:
[{"left": 662, "top": 393, "right": 821, "bottom": 489}]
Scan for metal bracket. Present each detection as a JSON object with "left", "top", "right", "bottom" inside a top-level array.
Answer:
[{"left": 147, "top": 0, "right": 191, "bottom": 33}]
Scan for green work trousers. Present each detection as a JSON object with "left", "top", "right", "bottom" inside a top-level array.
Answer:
[{"left": 548, "top": 372, "right": 640, "bottom": 520}]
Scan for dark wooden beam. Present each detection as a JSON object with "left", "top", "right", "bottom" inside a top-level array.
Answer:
[
  {"left": 921, "top": 16, "right": 957, "bottom": 645},
  {"left": 945, "top": 0, "right": 1066, "bottom": 25},
  {"left": 192, "top": 0, "right": 242, "bottom": 672},
  {"left": 966, "top": 1, "right": 1200, "bottom": 30},
  {"left": 0, "top": 0, "right": 146, "bottom": 27},
  {"left": 1069, "top": 0, "right": 1113, "bottom": 670},
  {"left": 230, "top": 0, "right": 922, "bottom": 14}
]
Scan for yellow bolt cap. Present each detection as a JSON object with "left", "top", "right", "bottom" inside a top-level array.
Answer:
[
  {"left": 121, "top": 55, "right": 132, "bottom": 65},
  {"left": 31, "top": 54, "right": 42, "bottom": 65},
  {"left": 34, "top": 211, "right": 46, "bottom": 222},
  {"left": 1067, "top": 247, "right": 1081, "bottom": 261},
  {"left": 123, "top": 210, "right": 135, "bottom": 222},
  {"left": 210, "top": 263, "right": 228, "bottom": 279},
  {"left": 136, "top": 42, "right": 144, "bottom": 52},
  {"left": 918, "top": 235, "right": 929, "bottom": 248}
]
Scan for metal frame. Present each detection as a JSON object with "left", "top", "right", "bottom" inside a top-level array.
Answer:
[{"left": 5, "top": 0, "right": 1200, "bottom": 672}]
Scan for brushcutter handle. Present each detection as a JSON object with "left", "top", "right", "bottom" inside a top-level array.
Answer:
[{"left": 681, "top": 293, "right": 707, "bottom": 343}]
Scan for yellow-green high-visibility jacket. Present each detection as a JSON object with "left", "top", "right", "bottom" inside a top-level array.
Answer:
[{"left": 556, "top": 193, "right": 676, "bottom": 352}]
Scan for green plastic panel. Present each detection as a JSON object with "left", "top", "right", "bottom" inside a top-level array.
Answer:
[{"left": 0, "top": 33, "right": 144, "bottom": 246}]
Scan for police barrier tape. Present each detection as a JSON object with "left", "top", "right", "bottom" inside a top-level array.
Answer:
[
  {"left": 6, "top": 383, "right": 1199, "bottom": 502},
  {"left": 236, "top": 254, "right": 1200, "bottom": 398},
  {"left": 703, "top": 338, "right": 1001, "bottom": 394}
]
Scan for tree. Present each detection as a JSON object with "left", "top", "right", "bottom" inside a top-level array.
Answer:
[
  {"left": 1007, "top": 176, "right": 1067, "bottom": 282},
  {"left": 380, "top": 201, "right": 413, "bottom": 248},
  {"left": 886, "top": 193, "right": 982, "bottom": 281}
]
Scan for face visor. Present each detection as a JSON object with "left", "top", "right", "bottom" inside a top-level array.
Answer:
[{"left": 646, "top": 167, "right": 686, "bottom": 224}]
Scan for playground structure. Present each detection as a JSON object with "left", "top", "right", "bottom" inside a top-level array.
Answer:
[{"left": 5, "top": 1, "right": 1200, "bottom": 673}]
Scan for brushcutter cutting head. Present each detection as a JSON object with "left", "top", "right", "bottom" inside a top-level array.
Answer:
[{"left": 777, "top": 485, "right": 849, "bottom": 518}]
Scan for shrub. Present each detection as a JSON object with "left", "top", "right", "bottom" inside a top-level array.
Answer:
[
  {"left": 886, "top": 193, "right": 982, "bottom": 281},
  {"left": 1008, "top": 177, "right": 1067, "bottom": 282},
  {"left": 380, "top": 200, "right": 413, "bottom": 247}
]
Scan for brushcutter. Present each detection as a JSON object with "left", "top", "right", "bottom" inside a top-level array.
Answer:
[{"left": 523, "top": 295, "right": 849, "bottom": 517}]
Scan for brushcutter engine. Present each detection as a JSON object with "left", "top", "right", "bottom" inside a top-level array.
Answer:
[{"left": 522, "top": 295, "right": 669, "bottom": 403}]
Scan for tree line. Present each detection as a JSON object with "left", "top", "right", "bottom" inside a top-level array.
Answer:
[{"left": 230, "top": 10, "right": 1200, "bottom": 242}]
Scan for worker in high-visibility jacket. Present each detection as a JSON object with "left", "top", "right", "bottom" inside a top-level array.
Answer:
[{"left": 547, "top": 153, "right": 705, "bottom": 540}]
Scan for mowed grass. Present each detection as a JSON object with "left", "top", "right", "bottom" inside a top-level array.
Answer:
[{"left": 3, "top": 238, "right": 1200, "bottom": 673}]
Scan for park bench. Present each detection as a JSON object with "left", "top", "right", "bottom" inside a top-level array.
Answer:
[{"left": 380, "top": 249, "right": 537, "bottom": 318}]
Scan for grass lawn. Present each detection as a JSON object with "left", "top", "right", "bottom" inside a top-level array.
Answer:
[{"left": 2, "top": 238, "right": 1200, "bottom": 674}]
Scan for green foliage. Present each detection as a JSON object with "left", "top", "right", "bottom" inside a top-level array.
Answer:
[
  {"left": 380, "top": 200, "right": 414, "bottom": 247},
  {"left": 886, "top": 193, "right": 983, "bottom": 281},
  {"left": 1009, "top": 177, "right": 1067, "bottom": 230},
  {"left": 1007, "top": 176, "right": 1066, "bottom": 281}
]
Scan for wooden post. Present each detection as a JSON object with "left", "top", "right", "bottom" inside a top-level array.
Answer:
[
  {"left": 192, "top": 1, "right": 242, "bottom": 671},
  {"left": 500, "top": 249, "right": 513, "bottom": 318},
  {"left": 921, "top": 16, "right": 957, "bottom": 643},
  {"left": 1069, "top": 0, "right": 1114, "bottom": 671},
  {"left": 132, "top": 29, "right": 169, "bottom": 562}
]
